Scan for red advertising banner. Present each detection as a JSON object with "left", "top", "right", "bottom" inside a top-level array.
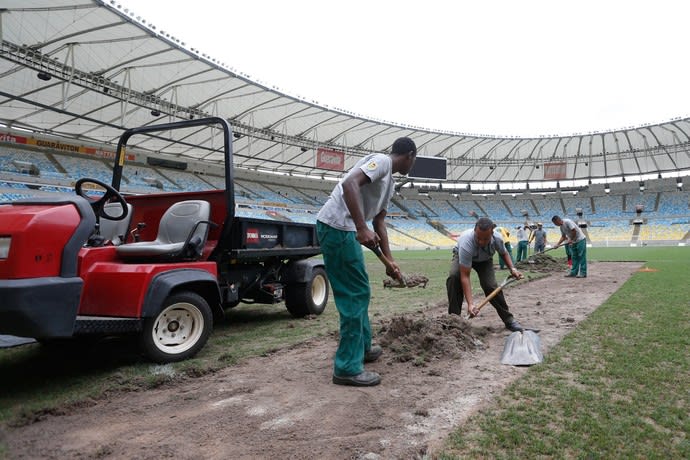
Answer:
[
  {"left": 1, "top": 131, "right": 133, "bottom": 161},
  {"left": 543, "top": 161, "right": 567, "bottom": 180},
  {"left": 316, "top": 147, "right": 345, "bottom": 171},
  {"left": 0, "top": 132, "right": 28, "bottom": 144}
]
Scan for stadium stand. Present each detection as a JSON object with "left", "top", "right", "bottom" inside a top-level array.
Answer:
[
  {"left": 122, "top": 165, "right": 178, "bottom": 192},
  {"left": 199, "top": 174, "right": 226, "bottom": 190},
  {"left": 428, "top": 198, "right": 463, "bottom": 221},
  {"left": 395, "top": 196, "right": 435, "bottom": 218},
  {"left": 54, "top": 154, "right": 113, "bottom": 185},
  {"left": 626, "top": 192, "right": 658, "bottom": 215},
  {"left": 657, "top": 190, "right": 690, "bottom": 216},
  {"left": 474, "top": 196, "right": 512, "bottom": 221},
  {"left": 2, "top": 139, "right": 689, "bottom": 249},
  {"left": 592, "top": 194, "right": 625, "bottom": 218},
  {"left": 503, "top": 198, "right": 537, "bottom": 219},
  {"left": 156, "top": 168, "right": 215, "bottom": 192},
  {"left": 562, "top": 194, "right": 593, "bottom": 216},
  {"left": 0, "top": 147, "right": 65, "bottom": 180},
  {"left": 531, "top": 195, "right": 564, "bottom": 219}
]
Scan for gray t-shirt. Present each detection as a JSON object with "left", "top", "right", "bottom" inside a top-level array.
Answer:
[
  {"left": 456, "top": 229, "right": 506, "bottom": 268},
  {"left": 560, "top": 218, "right": 586, "bottom": 243},
  {"left": 533, "top": 228, "right": 547, "bottom": 245},
  {"left": 316, "top": 153, "right": 394, "bottom": 231}
]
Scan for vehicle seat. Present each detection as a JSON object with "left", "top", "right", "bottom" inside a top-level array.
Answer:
[
  {"left": 99, "top": 202, "right": 133, "bottom": 246},
  {"left": 116, "top": 200, "right": 211, "bottom": 260}
]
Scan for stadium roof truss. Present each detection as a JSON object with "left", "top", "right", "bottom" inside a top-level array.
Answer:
[{"left": 1, "top": 0, "right": 690, "bottom": 185}]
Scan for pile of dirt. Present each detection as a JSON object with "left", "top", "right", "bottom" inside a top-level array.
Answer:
[
  {"left": 515, "top": 252, "right": 567, "bottom": 272},
  {"left": 382, "top": 272, "right": 429, "bottom": 288},
  {"left": 377, "top": 313, "right": 490, "bottom": 365}
]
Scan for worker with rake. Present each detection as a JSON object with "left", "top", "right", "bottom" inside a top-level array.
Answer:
[
  {"left": 447, "top": 217, "right": 525, "bottom": 331},
  {"left": 316, "top": 137, "right": 417, "bottom": 387}
]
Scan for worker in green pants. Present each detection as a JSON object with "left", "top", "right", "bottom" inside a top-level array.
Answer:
[
  {"left": 316, "top": 223, "right": 373, "bottom": 375},
  {"left": 316, "top": 137, "right": 417, "bottom": 387},
  {"left": 552, "top": 215, "right": 587, "bottom": 278}
]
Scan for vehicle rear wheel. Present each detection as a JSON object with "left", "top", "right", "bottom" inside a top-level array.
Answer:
[
  {"left": 140, "top": 291, "right": 212, "bottom": 363},
  {"left": 285, "top": 267, "right": 329, "bottom": 317}
]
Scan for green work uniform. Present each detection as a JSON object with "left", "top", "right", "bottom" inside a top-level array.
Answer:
[
  {"left": 316, "top": 221, "right": 371, "bottom": 376},
  {"left": 316, "top": 152, "right": 395, "bottom": 377}
]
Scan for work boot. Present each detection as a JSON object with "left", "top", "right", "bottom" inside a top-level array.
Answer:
[
  {"left": 506, "top": 320, "right": 524, "bottom": 332},
  {"left": 364, "top": 345, "right": 383, "bottom": 363},
  {"left": 332, "top": 370, "right": 381, "bottom": 387}
]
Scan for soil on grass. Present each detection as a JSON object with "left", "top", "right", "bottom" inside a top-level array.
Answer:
[
  {"left": 514, "top": 251, "right": 566, "bottom": 272},
  {"left": 1, "top": 261, "right": 641, "bottom": 460}
]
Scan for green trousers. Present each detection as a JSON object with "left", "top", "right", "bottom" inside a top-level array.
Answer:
[
  {"left": 498, "top": 242, "right": 514, "bottom": 269},
  {"left": 516, "top": 240, "right": 528, "bottom": 262},
  {"left": 569, "top": 239, "right": 587, "bottom": 276},
  {"left": 316, "top": 221, "right": 372, "bottom": 376}
]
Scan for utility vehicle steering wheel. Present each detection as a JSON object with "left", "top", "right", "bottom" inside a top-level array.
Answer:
[{"left": 74, "top": 178, "right": 129, "bottom": 221}]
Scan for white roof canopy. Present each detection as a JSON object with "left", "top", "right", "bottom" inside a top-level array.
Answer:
[{"left": 2, "top": 0, "right": 689, "bottom": 184}]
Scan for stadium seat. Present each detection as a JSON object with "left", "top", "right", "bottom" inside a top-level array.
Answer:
[
  {"left": 117, "top": 200, "right": 211, "bottom": 260},
  {"left": 99, "top": 202, "right": 133, "bottom": 245}
]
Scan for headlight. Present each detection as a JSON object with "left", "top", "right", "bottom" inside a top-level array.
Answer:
[{"left": 0, "top": 236, "right": 11, "bottom": 259}]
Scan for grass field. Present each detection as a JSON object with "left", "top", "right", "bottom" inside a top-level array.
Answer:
[
  {"left": 438, "top": 246, "right": 690, "bottom": 459},
  {"left": 0, "top": 246, "right": 688, "bottom": 458}
]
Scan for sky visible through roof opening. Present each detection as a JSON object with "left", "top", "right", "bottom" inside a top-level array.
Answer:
[{"left": 116, "top": 0, "right": 690, "bottom": 137}]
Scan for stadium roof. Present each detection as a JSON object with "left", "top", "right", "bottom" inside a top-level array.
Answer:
[{"left": 2, "top": 0, "right": 690, "bottom": 185}]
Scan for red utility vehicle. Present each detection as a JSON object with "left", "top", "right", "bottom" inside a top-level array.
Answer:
[{"left": 0, "top": 118, "right": 329, "bottom": 362}]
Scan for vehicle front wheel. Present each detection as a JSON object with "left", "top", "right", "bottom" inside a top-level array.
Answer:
[
  {"left": 285, "top": 267, "right": 329, "bottom": 317},
  {"left": 140, "top": 291, "right": 213, "bottom": 363}
]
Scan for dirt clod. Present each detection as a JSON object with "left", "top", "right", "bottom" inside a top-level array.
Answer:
[
  {"left": 378, "top": 314, "right": 488, "bottom": 364},
  {"left": 382, "top": 273, "right": 429, "bottom": 288},
  {"left": 515, "top": 252, "right": 567, "bottom": 272}
]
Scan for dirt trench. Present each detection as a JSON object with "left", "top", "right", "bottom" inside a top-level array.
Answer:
[{"left": 2, "top": 261, "right": 641, "bottom": 460}]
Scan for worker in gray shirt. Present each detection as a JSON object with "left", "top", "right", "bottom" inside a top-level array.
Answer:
[
  {"left": 552, "top": 215, "right": 587, "bottom": 278},
  {"left": 317, "top": 137, "right": 417, "bottom": 387},
  {"left": 530, "top": 222, "right": 548, "bottom": 253},
  {"left": 447, "top": 217, "right": 525, "bottom": 331}
]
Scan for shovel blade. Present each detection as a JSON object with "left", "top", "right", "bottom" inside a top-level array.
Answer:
[{"left": 500, "top": 330, "right": 543, "bottom": 366}]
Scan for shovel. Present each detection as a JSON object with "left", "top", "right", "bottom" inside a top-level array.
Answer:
[
  {"left": 467, "top": 275, "right": 518, "bottom": 319},
  {"left": 467, "top": 275, "right": 544, "bottom": 366},
  {"left": 370, "top": 245, "right": 409, "bottom": 286},
  {"left": 501, "top": 330, "right": 543, "bottom": 366}
]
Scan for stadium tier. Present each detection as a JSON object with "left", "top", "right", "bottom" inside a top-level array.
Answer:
[
  {"left": 503, "top": 198, "right": 538, "bottom": 218},
  {"left": 562, "top": 195, "right": 593, "bottom": 216},
  {"left": 474, "top": 197, "right": 512, "bottom": 221},
  {"left": 1, "top": 142, "right": 688, "bottom": 248}
]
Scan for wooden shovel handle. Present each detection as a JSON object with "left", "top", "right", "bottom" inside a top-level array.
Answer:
[
  {"left": 472, "top": 277, "right": 516, "bottom": 317},
  {"left": 371, "top": 246, "right": 404, "bottom": 283}
]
